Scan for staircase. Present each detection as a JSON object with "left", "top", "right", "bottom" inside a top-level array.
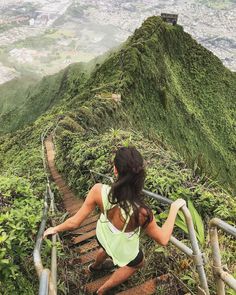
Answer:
[{"left": 44, "top": 136, "right": 178, "bottom": 294}]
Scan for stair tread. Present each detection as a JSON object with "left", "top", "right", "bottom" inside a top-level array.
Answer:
[
  {"left": 117, "top": 274, "right": 171, "bottom": 295},
  {"left": 72, "top": 221, "right": 97, "bottom": 234},
  {"left": 79, "top": 248, "right": 99, "bottom": 264},
  {"left": 117, "top": 278, "right": 157, "bottom": 295},
  {"left": 79, "top": 214, "right": 99, "bottom": 227},
  {"left": 73, "top": 229, "right": 96, "bottom": 244},
  {"left": 77, "top": 239, "right": 99, "bottom": 254},
  {"left": 86, "top": 274, "right": 111, "bottom": 293}
]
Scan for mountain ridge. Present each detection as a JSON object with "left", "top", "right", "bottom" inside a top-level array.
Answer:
[
  {"left": 1, "top": 16, "right": 236, "bottom": 192},
  {"left": 76, "top": 16, "right": 236, "bottom": 192}
]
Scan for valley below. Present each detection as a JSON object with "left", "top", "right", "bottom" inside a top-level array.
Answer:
[{"left": 0, "top": 0, "right": 235, "bottom": 85}]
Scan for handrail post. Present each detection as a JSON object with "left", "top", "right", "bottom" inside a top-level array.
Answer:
[
  {"left": 209, "top": 218, "right": 236, "bottom": 294},
  {"left": 33, "top": 192, "right": 49, "bottom": 278},
  {"left": 182, "top": 206, "right": 209, "bottom": 295},
  {"left": 49, "top": 184, "right": 57, "bottom": 295},
  {"left": 209, "top": 225, "right": 225, "bottom": 295},
  {"left": 50, "top": 234, "right": 57, "bottom": 295},
  {"left": 39, "top": 269, "right": 50, "bottom": 295}
]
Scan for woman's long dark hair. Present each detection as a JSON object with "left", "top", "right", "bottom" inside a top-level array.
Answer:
[{"left": 108, "top": 146, "right": 152, "bottom": 228}]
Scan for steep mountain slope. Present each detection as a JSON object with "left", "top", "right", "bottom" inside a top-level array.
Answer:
[
  {"left": 1, "top": 16, "right": 235, "bottom": 190},
  {"left": 0, "top": 15, "right": 236, "bottom": 294},
  {"left": 0, "top": 62, "right": 89, "bottom": 134},
  {"left": 0, "top": 75, "right": 39, "bottom": 114},
  {"left": 79, "top": 16, "right": 236, "bottom": 192}
]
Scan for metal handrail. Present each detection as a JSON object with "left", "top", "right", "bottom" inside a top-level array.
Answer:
[
  {"left": 143, "top": 189, "right": 209, "bottom": 294},
  {"left": 209, "top": 218, "right": 236, "bottom": 294},
  {"left": 49, "top": 184, "right": 57, "bottom": 294},
  {"left": 90, "top": 170, "right": 209, "bottom": 295},
  {"left": 33, "top": 185, "right": 57, "bottom": 295},
  {"left": 33, "top": 191, "right": 49, "bottom": 278},
  {"left": 33, "top": 127, "right": 58, "bottom": 295}
]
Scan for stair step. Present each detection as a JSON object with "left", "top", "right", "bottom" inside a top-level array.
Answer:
[
  {"left": 79, "top": 214, "right": 99, "bottom": 227},
  {"left": 63, "top": 193, "right": 78, "bottom": 201},
  {"left": 72, "top": 229, "right": 96, "bottom": 244},
  {"left": 80, "top": 248, "right": 99, "bottom": 264},
  {"left": 117, "top": 274, "right": 171, "bottom": 295},
  {"left": 77, "top": 239, "right": 99, "bottom": 254},
  {"left": 117, "top": 278, "right": 157, "bottom": 295},
  {"left": 86, "top": 274, "right": 111, "bottom": 293},
  {"left": 72, "top": 221, "right": 97, "bottom": 234}
]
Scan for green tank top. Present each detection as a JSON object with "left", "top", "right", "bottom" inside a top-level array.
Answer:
[{"left": 96, "top": 184, "right": 140, "bottom": 267}]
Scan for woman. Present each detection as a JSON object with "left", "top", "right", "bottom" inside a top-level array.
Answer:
[{"left": 44, "top": 146, "right": 185, "bottom": 294}]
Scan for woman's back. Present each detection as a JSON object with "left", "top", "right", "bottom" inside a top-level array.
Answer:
[
  {"left": 96, "top": 183, "right": 141, "bottom": 266},
  {"left": 98, "top": 183, "right": 148, "bottom": 232},
  {"left": 107, "top": 206, "right": 138, "bottom": 232}
]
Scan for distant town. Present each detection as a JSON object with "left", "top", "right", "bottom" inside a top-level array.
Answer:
[
  {"left": 0, "top": 0, "right": 235, "bottom": 85},
  {"left": 0, "top": 0, "right": 71, "bottom": 27}
]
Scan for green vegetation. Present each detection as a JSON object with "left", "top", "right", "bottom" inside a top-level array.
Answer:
[
  {"left": 55, "top": 128, "right": 236, "bottom": 224},
  {"left": 0, "top": 62, "right": 89, "bottom": 134},
  {"left": 0, "top": 175, "right": 42, "bottom": 294},
  {"left": 0, "top": 120, "right": 49, "bottom": 293},
  {"left": 84, "top": 16, "right": 236, "bottom": 193},
  {"left": 54, "top": 126, "right": 236, "bottom": 293},
  {"left": 0, "top": 75, "right": 39, "bottom": 114},
  {"left": 0, "top": 16, "right": 235, "bottom": 294}
]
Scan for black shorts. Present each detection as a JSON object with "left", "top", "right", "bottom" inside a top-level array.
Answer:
[{"left": 96, "top": 236, "right": 144, "bottom": 268}]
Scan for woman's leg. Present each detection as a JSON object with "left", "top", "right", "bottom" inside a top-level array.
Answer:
[
  {"left": 90, "top": 248, "right": 109, "bottom": 269},
  {"left": 97, "top": 259, "right": 144, "bottom": 294}
]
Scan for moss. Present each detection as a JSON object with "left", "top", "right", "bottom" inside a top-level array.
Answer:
[{"left": 58, "top": 116, "right": 84, "bottom": 133}]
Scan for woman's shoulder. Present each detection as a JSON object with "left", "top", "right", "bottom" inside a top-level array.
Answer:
[
  {"left": 91, "top": 183, "right": 110, "bottom": 190},
  {"left": 138, "top": 206, "right": 153, "bottom": 228},
  {"left": 92, "top": 183, "right": 112, "bottom": 210},
  {"left": 89, "top": 183, "right": 108, "bottom": 212},
  {"left": 100, "top": 183, "right": 111, "bottom": 196},
  {"left": 91, "top": 182, "right": 102, "bottom": 192}
]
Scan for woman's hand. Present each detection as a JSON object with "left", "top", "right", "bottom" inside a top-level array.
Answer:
[
  {"left": 171, "top": 199, "right": 186, "bottom": 211},
  {"left": 43, "top": 227, "right": 57, "bottom": 239}
]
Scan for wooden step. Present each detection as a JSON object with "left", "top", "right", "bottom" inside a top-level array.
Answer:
[
  {"left": 117, "top": 274, "right": 171, "bottom": 295},
  {"left": 79, "top": 248, "right": 99, "bottom": 264},
  {"left": 63, "top": 193, "right": 78, "bottom": 201},
  {"left": 86, "top": 274, "right": 111, "bottom": 293},
  {"left": 72, "top": 221, "right": 97, "bottom": 234},
  {"left": 72, "top": 229, "right": 96, "bottom": 244},
  {"left": 79, "top": 214, "right": 99, "bottom": 227},
  {"left": 77, "top": 239, "right": 99, "bottom": 254},
  {"left": 117, "top": 278, "right": 157, "bottom": 295}
]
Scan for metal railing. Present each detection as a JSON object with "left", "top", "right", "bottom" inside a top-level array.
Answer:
[
  {"left": 33, "top": 184, "right": 57, "bottom": 295},
  {"left": 90, "top": 170, "right": 209, "bottom": 295},
  {"left": 33, "top": 128, "right": 58, "bottom": 295},
  {"left": 143, "top": 189, "right": 209, "bottom": 295},
  {"left": 209, "top": 218, "right": 236, "bottom": 295}
]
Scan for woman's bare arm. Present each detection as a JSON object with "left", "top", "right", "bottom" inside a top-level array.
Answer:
[
  {"left": 43, "top": 183, "right": 102, "bottom": 238},
  {"left": 144, "top": 199, "right": 186, "bottom": 246}
]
